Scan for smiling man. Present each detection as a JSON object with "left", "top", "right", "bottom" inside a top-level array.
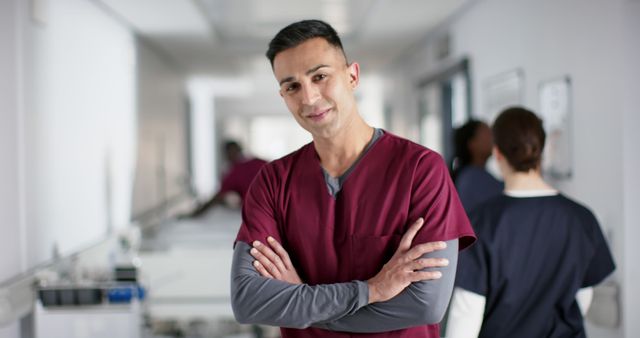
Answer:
[{"left": 230, "top": 19, "right": 476, "bottom": 338}]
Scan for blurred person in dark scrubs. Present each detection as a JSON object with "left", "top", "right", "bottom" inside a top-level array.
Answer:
[
  {"left": 451, "top": 120, "right": 503, "bottom": 212},
  {"left": 447, "top": 107, "right": 615, "bottom": 338}
]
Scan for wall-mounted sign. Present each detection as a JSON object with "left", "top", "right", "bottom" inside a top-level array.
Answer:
[{"left": 539, "top": 76, "right": 572, "bottom": 179}]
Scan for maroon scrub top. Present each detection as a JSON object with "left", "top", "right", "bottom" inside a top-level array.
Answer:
[{"left": 236, "top": 131, "right": 476, "bottom": 338}]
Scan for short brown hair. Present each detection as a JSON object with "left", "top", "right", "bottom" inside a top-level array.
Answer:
[{"left": 492, "top": 107, "right": 546, "bottom": 172}]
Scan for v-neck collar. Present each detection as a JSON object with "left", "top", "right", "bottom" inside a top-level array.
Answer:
[{"left": 316, "top": 128, "right": 385, "bottom": 197}]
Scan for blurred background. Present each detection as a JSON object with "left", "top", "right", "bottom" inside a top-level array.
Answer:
[{"left": 0, "top": 0, "right": 638, "bottom": 337}]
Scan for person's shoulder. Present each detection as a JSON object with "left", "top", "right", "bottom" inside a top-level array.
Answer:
[
  {"left": 381, "top": 130, "right": 430, "bottom": 153},
  {"left": 455, "top": 166, "right": 476, "bottom": 184},
  {"left": 546, "top": 194, "right": 596, "bottom": 219},
  {"left": 262, "top": 141, "right": 314, "bottom": 173},
  {"left": 249, "top": 142, "right": 314, "bottom": 190},
  {"left": 466, "top": 194, "right": 511, "bottom": 231},
  {"left": 459, "top": 165, "right": 485, "bottom": 177},
  {"left": 238, "top": 157, "right": 269, "bottom": 170},
  {"left": 544, "top": 194, "right": 609, "bottom": 251},
  {"left": 468, "top": 194, "right": 508, "bottom": 218},
  {"left": 458, "top": 166, "right": 503, "bottom": 189},
  {"left": 380, "top": 130, "right": 443, "bottom": 164},
  {"left": 249, "top": 157, "right": 268, "bottom": 166},
  {"left": 554, "top": 194, "right": 601, "bottom": 229}
]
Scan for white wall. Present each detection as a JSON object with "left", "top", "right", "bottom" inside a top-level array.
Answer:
[
  {"left": 189, "top": 79, "right": 218, "bottom": 199},
  {"left": 0, "top": 0, "right": 190, "bottom": 335},
  {"left": 0, "top": 0, "right": 24, "bottom": 335},
  {"left": 384, "top": 0, "right": 635, "bottom": 337},
  {"left": 621, "top": 1, "right": 640, "bottom": 336},
  {"left": 247, "top": 116, "right": 311, "bottom": 160},
  {"left": 131, "top": 41, "right": 188, "bottom": 217},
  {"left": 1, "top": 0, "right": 143, "bottom": 334},
  {"left": 0, "top": 2, "right": 192, "bottom": 332},
  {"left": 0, "top": 0, "right": 22, "bottom": 281},
  {"left": 357, "top": 74, "right": 386, "bottom": 129},
  {"left": 19, "top": 0, "right": 137, "bottom": 267}
]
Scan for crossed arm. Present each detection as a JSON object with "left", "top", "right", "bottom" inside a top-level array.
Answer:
[{"left": 230, "top": 218, "right": 459, "bottom": 332}]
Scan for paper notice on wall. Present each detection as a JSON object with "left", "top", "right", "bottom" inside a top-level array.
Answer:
[{"left": 539, "top": 76, "right": 572, "bottom": 179}]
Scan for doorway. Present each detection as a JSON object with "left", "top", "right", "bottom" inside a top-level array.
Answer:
[{"left": 417, "top": 58, "right": 472, "bottom": 166}]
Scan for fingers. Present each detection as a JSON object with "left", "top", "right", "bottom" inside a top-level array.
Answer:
[
  {"left": 398, "top": 218, "right": 424, "bottom": 251},
  {"left": 410, "top": 270, "right": 443, "bottom": 282},
  {"left": 267, "top": 237, "right": 293, "bottom": 269},
  {"left": 251, "top": 246, "right": 280, "bottom": 278},
  {"left": 251, "top": 241, "right": 284, "bottom": 278},
  {"left": 404, "top": 255, "right": 449, "bottom": 283},
  {"left": 408, "top": 257, "right": 449, "bottom": 271},
  {"left": 255, "top": 240, "right": 287, "bottom": 271},
  {"left": 406, "top": 241, "right": 447, "bottom": 260},
  {"left": 252, "top": 260, "right": 274, "bottom": 279}
]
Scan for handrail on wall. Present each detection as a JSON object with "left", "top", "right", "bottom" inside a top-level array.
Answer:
[
  {"left": 0, "top": 191, "right": 195, "bottom": 328},
  {"left": 0, "top": 235, "right": 113, "bottom": 327}
]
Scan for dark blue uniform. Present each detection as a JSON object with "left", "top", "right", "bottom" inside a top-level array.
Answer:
[
  {"left": 455, "top": 166, "right": 503, "bottom": 213},
  {"left": 456, "top": 194, "right": 615, "bottom": 338}
]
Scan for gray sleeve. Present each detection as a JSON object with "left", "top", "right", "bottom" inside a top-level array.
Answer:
[
  {"left": 313, "top": 239, "right": 458, "bottom": 333},
  {"left": 230, "top": 241, "right": 368, "bottom": 329}
]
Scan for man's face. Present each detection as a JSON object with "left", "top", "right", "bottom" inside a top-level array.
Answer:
[{"left": 272, "top": 37, "right": 359, "bottom": 139}]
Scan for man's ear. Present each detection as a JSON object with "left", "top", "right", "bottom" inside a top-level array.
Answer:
[{"left": 347, "top": 62, "right": 360, "bottom": 89}]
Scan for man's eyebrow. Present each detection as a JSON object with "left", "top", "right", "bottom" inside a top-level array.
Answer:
[
  {"left": 278, "top": 64, "right": 330, "bottom": 86},
  {"left": 306, "top": 64, "right": 329, "bottom": 75},
  {"left": 278, "top": 76, "right": 294, "bottom": 86}
]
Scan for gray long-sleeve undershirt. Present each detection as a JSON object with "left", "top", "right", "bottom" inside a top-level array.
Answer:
[
  {"left": 230, "top": 239, "right": 458, "bottom": 332},
  {"left": 230, "top": 241, "right": 368, "bottom": 328}
]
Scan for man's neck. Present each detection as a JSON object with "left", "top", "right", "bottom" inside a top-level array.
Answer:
[{"left": 313, "top": 118, "right": 374, "bottom": 177}]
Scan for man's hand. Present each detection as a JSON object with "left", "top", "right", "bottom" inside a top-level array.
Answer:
[
  {"left": 367, "top": 218, "right": 449, "bottom": 304},
  {"left": 250, "top": 237, "right": 303, "bottom": 284}
]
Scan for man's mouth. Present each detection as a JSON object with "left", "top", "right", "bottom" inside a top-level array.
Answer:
[{"left": 306, "top": 108, "right": 330, "bottom": 121}]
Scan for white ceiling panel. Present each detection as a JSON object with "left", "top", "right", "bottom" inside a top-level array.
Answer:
[
  {"left": 99, "top": 0, "right": 211, "bottom": 35},
  {"left": 96, "top": 0, "right": 472, "bottom": 76}
]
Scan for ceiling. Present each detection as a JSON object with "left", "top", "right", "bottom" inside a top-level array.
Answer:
[{"left": 97, "top": 0, "right": 472, "bottom": 77}]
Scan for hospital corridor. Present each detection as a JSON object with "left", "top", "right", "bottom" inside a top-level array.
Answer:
[{"left": 1, "top": 0, "right": 639, "bottom": 337}]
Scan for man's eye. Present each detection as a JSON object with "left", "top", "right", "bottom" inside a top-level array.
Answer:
[
  {"left": 313, "top": 74, "right": 327, "bottom": 81},
  {"left": 286, "top": 84, "right": 299, "bottom": 92}
]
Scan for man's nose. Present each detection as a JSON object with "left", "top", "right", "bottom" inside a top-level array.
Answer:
[{"left": 300, "top": 83, "right": 320, "bottom": 106}]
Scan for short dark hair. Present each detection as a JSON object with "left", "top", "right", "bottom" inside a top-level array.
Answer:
[
  {"left": 223, "top": 140, "right": 242, "bottom": 153},
  {"left": 451, "top": 119, "right": 486, "bottom": 180},
  {"left": 266, "top": 19, "right": 346, "bottom": 67},
  {"left": 492, "top": 107, "right": 546, "bottom": 172},
  {"left": 454, "top": 120, "right": 485, "bottom": 167}
]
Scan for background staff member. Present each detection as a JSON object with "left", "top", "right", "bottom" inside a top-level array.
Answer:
[
  {"left": 447, "top": 107, "right": 615, "bottom": 338},
  {"left": 189, "top": 140, "right": 266, "bottom": 217},
  {"left": 451, "top": 120, "right": 503, "bottom": 213}
]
